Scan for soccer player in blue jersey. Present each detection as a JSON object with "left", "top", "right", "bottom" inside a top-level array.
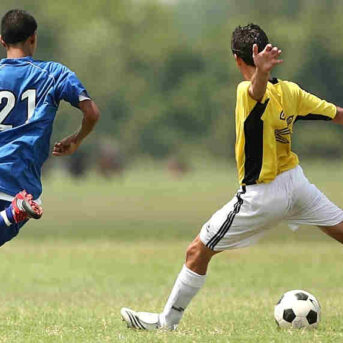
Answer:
[{"left": 0, "top": 9, "right": 99, "bottom": 246}]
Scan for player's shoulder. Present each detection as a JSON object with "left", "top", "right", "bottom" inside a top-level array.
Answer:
[
  {"left": 277, "top": 79, "right": 301, "bottom": 91},
  {"left": 30, "top": 59, "right": 73, "bottom": 80},
  {"left": 276, "top": 79, "right": 303, "bottom": 98},
  {"left": 237, "top": 80, "right": 250, "bottom": 91},
  {"left": 236, "top": 81, "right": 251, "bottom": 97}
]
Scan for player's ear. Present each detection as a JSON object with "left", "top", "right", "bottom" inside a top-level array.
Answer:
[
  {"left": 28, "top": 32, "right": 37, "bottom": 45},
  {"left": 0, "top": 36, "right": 7, "bottom": 48},
  {"left": 234, "top": 54, "right": 243, "bottom": 67}
]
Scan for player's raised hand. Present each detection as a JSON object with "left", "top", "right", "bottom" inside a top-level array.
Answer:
[
  {"left": 252, "top": 43, "right": 283, "bottom": 73},
  {"left": 52, "top": 133, "right": 81, "bottom": 157}
]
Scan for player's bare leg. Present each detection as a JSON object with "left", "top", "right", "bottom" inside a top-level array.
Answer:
[
  {"left": 121, "top": 235, "right": 221, "bottom": 330},
  {"left": 185, "top": 235, "right": 221, "bottom": 274},
  {"left": 319, "top": 221, "right": 343, "bottom": 244}
]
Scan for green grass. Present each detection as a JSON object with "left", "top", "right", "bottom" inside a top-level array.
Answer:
[{"left": 1, "top": 161, "right": 343, "bottom": 342}]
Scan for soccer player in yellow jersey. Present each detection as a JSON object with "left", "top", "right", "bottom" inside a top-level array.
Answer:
[{"left": 121, "top": 23, "right": 343, "bottom": 330}]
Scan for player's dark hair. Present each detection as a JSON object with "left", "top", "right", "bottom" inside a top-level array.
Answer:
[
  {"left": 1, "top": 9, "right": 37, "bottom": 45},
  {"left": 231, "top": 23, "right": 269, "bottom": 66}
]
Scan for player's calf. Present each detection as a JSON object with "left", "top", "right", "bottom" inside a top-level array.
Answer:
[{"left": 320, "top": 221, "right": 343, "bottom": 244}]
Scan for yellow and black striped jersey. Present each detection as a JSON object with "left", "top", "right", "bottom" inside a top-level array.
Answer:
[{"left": 235, "top": 78, "right": 336, "bottom": 185}]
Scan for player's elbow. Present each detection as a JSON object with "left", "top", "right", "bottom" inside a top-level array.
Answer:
[
  {"left": 81, "top": 100, "right": 100, "bottom": 124},
  {"left": 333, "top": 106, "right": 343, "bottom": 125},
  {"left": 88, "top": 105, "right": 100, "bottom": 124}
]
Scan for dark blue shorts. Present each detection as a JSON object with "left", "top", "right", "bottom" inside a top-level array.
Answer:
[{"left": 0, "top": 200, "right": 27, "bottom": 247}]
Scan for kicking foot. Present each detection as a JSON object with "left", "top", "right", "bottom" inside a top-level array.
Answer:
[
  {"left": 120, "top": 308, "right": 176, "bottom": 331},
  {"left": 12, "top": 190, "right": 43, "bottom": 222}
]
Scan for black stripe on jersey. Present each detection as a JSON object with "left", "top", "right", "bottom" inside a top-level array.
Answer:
[
  {"left": 295, "top": 113, "right": 332, "bottom": 122},
  {"left": 242, "top": 99, "right": 269, "bottom": 185},
  {"left": 206, "top": 188, "right": 245, "bottom": 250}
]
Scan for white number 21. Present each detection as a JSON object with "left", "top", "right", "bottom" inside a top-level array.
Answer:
[{"left": 0, "top": 89, "right": 36, "bottom": 130}]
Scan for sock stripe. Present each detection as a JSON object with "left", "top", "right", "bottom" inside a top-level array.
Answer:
[
  {"left": 0, "top": 210, "right": 11, "bottom": 227},
  {"left": 172, "top": 306, "right": 184, "bottom": 312}
]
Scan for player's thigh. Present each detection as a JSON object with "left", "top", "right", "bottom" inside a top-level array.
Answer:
[
  {"left": 287, "top": 181, "right": 343, "bottom": 227},
  {"left": 200, "top": 186, "right": 286, "bottom": 252},
  {"left": 320, "top": 221, "right": 343, "bottom": 244}
]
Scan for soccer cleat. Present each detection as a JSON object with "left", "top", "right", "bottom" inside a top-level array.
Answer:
[
  {"left": 121, "top": 308, "right": 176, "bottom": 331},
  {"left": 12, "top": 190, "right": 43, "bottom": 223}
]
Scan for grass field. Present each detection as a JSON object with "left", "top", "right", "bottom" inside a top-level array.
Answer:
[{"left": 1, "top": 161, "right": 343, "bottom": 342}]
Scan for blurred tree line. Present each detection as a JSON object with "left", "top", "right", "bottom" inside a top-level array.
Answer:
[{"left": 1, "top": 0, "right": 343, "bottom": 168}]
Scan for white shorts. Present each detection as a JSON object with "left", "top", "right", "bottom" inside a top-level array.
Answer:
[{"left": 200, "top": 165, "right": 343, "bottom": 251}]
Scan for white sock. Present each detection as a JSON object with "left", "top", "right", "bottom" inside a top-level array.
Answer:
[{"left": 160, "top": 264, "right": 206, "bottom": 328}]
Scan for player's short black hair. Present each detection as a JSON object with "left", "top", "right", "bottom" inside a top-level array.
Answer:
[
  {"left": 1, "top": 9, "right": 37, "bottom": 45},
  {"left": 231, "top": 23, "right": 269, "bottom": 66}
]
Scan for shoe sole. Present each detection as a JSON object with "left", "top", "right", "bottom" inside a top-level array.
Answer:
[{"left": 22, "top": 200, "right": 42, "bottom": 219}]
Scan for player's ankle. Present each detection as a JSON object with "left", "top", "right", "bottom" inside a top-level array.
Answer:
[{"left": 159, "top": 313, "right": 177, "bottom": 330}]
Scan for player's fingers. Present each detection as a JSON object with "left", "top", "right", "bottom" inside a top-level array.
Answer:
[
  {"left": 270, "top": 47, "right": 279, "bottom": 56},
  {"left": 252, "top": 44, "right": 259, "bottom": 56},
  {"left": 53, "top": 146, "right": 66, "bottom": 154},
  {"left": 265, "top": 44, "right": 272, "bottom": 52}
]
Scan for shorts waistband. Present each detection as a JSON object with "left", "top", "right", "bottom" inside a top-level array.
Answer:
[{"left": 240, "top": 165, "right": 302, "bottom": 191}]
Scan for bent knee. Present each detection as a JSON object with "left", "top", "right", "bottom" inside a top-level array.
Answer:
[
  {"left": 186, "top": 240, "right": 200, "bottom": 261},
  {"left": 185, "top": 236, "right": 218, "bottom": 262}
]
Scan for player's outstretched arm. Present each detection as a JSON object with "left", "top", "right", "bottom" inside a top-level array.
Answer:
[
  {"left": 249, "top": 44, "right": 283, "bottom": 102},
  {"left": 333, "top": 106, "right": 343, "bottom": 125},
  {"left": 53, "top": 100, "right": 100, "bottom": 157}
]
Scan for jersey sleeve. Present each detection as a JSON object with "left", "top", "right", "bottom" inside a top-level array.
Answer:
[
  {"left": 54, "top": 66, "right": 90, "bottom": 108},
  {"left": 295, "top": 85, "right": 336, "bottom": 121}
]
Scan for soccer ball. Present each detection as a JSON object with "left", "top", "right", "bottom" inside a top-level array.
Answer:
[{"left": 274, "top": 290, "right": 321, "bottom": 329}]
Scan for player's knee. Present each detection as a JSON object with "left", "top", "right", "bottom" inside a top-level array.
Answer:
[
  {"left": 186, "top": 240, "right": 200, "bottom": 263},
  {"left": 185, "top": 238, "right": 212, "bottom": 264}
]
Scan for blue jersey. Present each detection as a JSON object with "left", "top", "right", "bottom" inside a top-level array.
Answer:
[{"left": 0, "top": 56, "right": 89, "bottom": 199}]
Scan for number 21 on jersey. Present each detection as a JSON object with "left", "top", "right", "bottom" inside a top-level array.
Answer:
[{"left": 0, "top": 89, "right": 36, "bottom": 131}]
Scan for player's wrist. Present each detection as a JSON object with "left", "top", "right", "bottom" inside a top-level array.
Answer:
[{"left": 255, "top": 66, "right": 270, "bottom": 77}]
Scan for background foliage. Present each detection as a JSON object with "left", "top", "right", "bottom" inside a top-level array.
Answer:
[{"left": 1, "top": 0, "right": 343, "bottom": 164}]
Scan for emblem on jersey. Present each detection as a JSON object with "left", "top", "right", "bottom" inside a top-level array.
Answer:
[
  {"left": 275, "top": 127, "right": 291, "bottom": 143},
  {"left": 275, "top": 115, "right": 294, "bottom": 144},
  {"left": 286, "top": 115, "right": 294, "bottom": 126}
]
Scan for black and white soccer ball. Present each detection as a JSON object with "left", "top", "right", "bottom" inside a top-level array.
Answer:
[{"left": 274, "top": 290, "right": 321, "bottom": 329}]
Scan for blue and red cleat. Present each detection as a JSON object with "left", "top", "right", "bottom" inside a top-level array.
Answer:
[{"left": 11, "top": 190, "right": 43, "bottom": 223}]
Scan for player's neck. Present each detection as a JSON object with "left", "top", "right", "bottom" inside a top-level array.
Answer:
[
  {"left": 241, "top": 65, "right": 256, "bottom": 81},
  {"left": 6, "top": 46, "right": 33, "bottom": 59}
]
